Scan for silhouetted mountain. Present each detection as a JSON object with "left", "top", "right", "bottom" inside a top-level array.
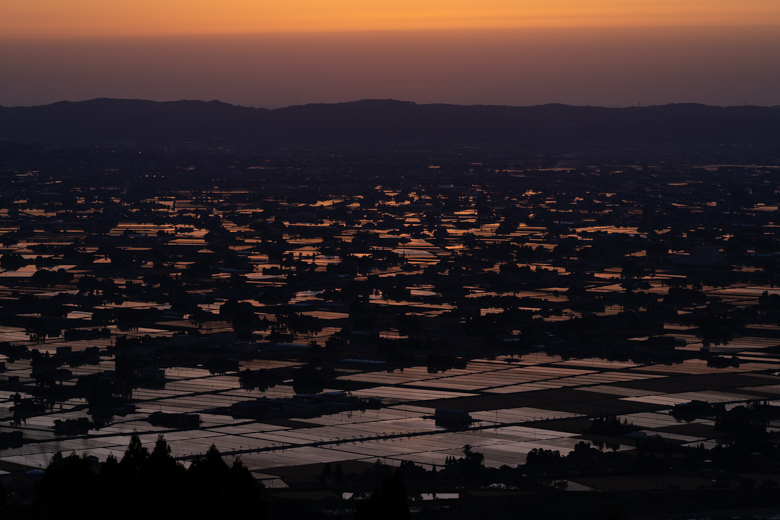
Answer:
[{"left": 1, "top": 98, "right": 779, "bottom": 146}]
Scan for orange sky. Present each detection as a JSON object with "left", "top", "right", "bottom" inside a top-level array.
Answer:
[
  {"left": 3, "top": 0, "right": 780, "bottom": 38},
  {"left": 1, "top": 3, "right": 779, "bottom": 107},
  {"left": 3, "top": 26, "right": 779, "bottom": 108}
]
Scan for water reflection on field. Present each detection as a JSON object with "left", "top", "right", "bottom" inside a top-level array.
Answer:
[
  {"left": 3, "top": 350, "right": 779, "bottom": 484},
  {"left": 2, "top": 161, "right": 780, "bottom": 496}
]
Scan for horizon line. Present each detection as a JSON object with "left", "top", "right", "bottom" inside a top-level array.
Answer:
[{"left": 3, "top": 97, "right": 778, "bottom": 110}]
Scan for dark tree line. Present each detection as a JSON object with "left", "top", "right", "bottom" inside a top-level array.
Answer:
[
  {"left": 32, "top": 433, "right": 267, "bottom": 520},
  {"left": 353, "top": 469, "right": 410, "bottom": 520}
]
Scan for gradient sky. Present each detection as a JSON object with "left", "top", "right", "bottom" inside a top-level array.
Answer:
[{"left": 1, "top": 1, "right": 779, "bottom": 107}]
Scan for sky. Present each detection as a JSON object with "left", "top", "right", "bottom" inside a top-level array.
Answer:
[{"left": 1, "top": 1, "right": 779, "bottom": 107}]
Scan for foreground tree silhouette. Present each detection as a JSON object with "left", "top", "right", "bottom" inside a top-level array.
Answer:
[
  {"left": 353, "top": 468, "right": 410, "bottom": 520},
  {"left": 33, "top": 433, "right": 266, "bottom": 520},
  {"left": 35, "top": 452, "right": 98, "bottom": 519},
  {"left": 188, "top": 444, "right": 266, "bottom": 518},
  {"left": 141, "top": 435, "right": 188, "bottom": 518}
]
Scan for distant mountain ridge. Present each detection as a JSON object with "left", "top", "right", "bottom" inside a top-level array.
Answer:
[{"left": 1, "top": 98, "right": 779, "bottom": 145}]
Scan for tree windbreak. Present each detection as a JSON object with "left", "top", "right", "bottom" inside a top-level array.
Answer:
[{"left": 32, "top": 432, "right": 267, "bottom": 520}]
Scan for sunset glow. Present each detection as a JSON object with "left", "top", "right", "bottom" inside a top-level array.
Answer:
[
  {"left": 3, "top": 0, "right": 780, "bottom": 38},
  {"left": 2, "top": 1, "right": 779, "bottom": 107}
]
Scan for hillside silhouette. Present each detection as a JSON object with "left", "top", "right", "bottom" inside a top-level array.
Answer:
[{"left": 1, "top": 98, "right": 779, "bottom": 145}]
